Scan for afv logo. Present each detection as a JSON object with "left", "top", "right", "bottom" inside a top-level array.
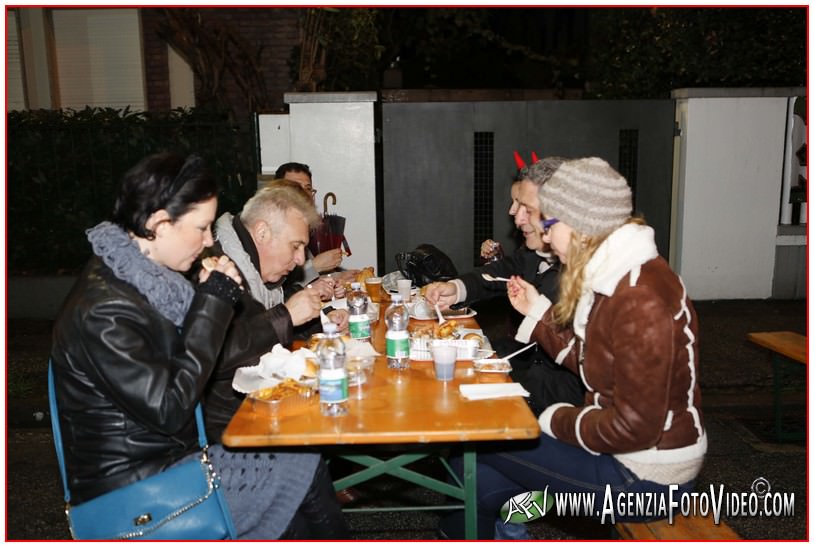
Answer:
[{"left": 499, "top": 488, "right": 553, "bottom": 524}]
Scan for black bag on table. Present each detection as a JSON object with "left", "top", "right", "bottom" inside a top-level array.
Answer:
[{"left": 396, "top": 244, "right": 458, "bottom": 287}]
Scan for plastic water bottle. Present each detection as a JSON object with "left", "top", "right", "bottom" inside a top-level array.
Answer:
[
  {"left": 347, "top": 282, "right": 371, "bottom": 342},
  {"left": 317, "top": 322, "right": 348, "bottom": 416},
  {"left": 385, "top": 294, "right": 410, "bottom": 369}
]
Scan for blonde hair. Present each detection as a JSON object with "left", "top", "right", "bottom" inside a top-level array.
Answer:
[
  {"left": 551, "top": 216, "right": 646, "bottom": 326},
  {"left": 240, "top": 181, "right": 321, "bottom": 234}
]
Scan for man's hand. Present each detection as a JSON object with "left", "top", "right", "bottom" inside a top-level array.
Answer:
[
  {"left": 423, "top": 281, "right": 458, "bottom": 310},
  {"left": 285, "top": 287, "right": 322, "bottom": 326},
  {"left": 312, "top": 248, "right": 343, "bottom": 273},
  {"left": 326, "top": 309, "right": 350, "bottom": 334},
  {"left": 309, "top": 276, "right": 336, "bottom": 301}
]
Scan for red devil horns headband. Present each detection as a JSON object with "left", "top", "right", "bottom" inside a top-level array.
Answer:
[{"left": 513, "top": 150, "right": 541, "bottom": 170}]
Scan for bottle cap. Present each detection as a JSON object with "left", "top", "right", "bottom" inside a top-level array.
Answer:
[
  {"left": 323, "top": 322, "right": 338, "bottom": 334},
  {"left": 391, "top": 294, "right": 403, "bottom": 303},
  {"left": 351, "top": 282, "right": 361, "bottom": 290}
]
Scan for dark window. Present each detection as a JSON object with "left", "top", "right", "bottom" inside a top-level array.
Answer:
[
  {"left": 473, "top": 132, "right": 494, "bottom": 266},
  {"left": 618, "top": 129, "right": 638, "bottom": 209}
]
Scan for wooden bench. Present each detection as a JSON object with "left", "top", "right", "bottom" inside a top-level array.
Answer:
[
  {"left": 746, "top": 331, "right": 807, "bottom": 442},
  {"left": 615, "top": 514, "right": 740, "bottom": 540}
]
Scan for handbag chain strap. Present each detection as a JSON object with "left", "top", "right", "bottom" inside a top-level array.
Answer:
[{"left": 47, "top": 361, "right": 212, "bottom": 507}]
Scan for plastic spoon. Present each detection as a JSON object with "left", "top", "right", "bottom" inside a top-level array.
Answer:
[
  {"left": 481, "top": 273, "right": 511, "bottom": 282},
  {"left": 500, "top": 342, "right": 536, "bottom": 361},
  {"left": 434, "top": 303, "right": 445, "bottom": 325}
]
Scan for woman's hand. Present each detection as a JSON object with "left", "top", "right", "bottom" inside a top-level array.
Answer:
[
  {"left": 312, "top": 249, "right": 343, "bottom": 273},
  {"left": 326, "top": 309, "right": 350, "bottom": 334},
  {"left": 198, "top": 255, "right": 242, "bottom": 286},
  {"left": 423, "top": 281, "right": 457, "bottom": 310},
  {"left": 507, "top": 275, "right": 539, "bottom": 316}
]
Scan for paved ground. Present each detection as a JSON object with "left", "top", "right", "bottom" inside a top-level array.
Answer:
[{"left": 6, "top": 298, "right": 808, "bottom": 540}]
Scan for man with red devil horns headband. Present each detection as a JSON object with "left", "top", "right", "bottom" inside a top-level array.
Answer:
[{"left": 424, "top": 151, "right": 585, "bottom": 415}]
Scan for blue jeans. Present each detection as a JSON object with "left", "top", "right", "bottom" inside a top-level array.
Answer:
[{"left": 440, "top": 434, "right": 695, "bottom": 540}]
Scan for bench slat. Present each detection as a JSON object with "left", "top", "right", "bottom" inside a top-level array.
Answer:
[
  {"left": 616, "top": 514, "right": 741, "bottom": 540},
  {"left": 747, "top": 331, "right": 807, "bottom": 364}
]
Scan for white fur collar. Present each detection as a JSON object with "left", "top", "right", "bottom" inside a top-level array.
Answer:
[{"left": 572, "top": 224, "right": 659, "bottom": 341}]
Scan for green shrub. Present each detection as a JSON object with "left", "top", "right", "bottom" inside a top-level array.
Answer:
[{"left": 8, "top": 107, "right": 258, "bottom": 274}]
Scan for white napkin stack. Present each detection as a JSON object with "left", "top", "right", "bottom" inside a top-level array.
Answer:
[
  {"left": 232, "top": 341, "right": 380, "bottom": 394},
  {"left": 257, "top": 344, "right": 311, "bottom": 380},
  {"left": 459, "top": 383, "right": 530, "bottom": 401}
]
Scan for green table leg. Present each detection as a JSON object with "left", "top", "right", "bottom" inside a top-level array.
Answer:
[
  {"left": 772, "top": 354, "right": 805, "bottom": 442},
  {"left": 463, "top": 448, "right": 478, "bottom": 539}
]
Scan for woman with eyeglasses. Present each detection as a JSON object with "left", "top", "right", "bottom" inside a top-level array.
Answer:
[
  {"left": 440, "top": 157, "right": 706, "bottom": 539},
  {"left": 50, "top": 152, "right": 347, "bottom": 539}
]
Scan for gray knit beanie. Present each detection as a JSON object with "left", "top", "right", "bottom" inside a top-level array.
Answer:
[{"left": 539, "top": 157, "right": 632, "bottom": 236}]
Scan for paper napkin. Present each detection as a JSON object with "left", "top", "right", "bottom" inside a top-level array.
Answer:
[{"left": 459, "top": 383, "right": 530, "bottom": 401}]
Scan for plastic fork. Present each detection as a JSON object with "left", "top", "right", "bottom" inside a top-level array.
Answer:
[
  {"left": 481, "top": 273, "right": 511, "bottom": 282},
  {"left": 434, "top": 303, "right": 445, "bottom": 325}
]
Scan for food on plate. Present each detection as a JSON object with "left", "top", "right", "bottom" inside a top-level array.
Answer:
[
  {"left": 411, "top": 324, "right": 434, "bottom": 339},
  {"left": 434, "top": 320, "right": 458, "bottom": 339},
  {"left": 308, "top": 333, "right": 326, "bottom": 351},
  {"left": 356, "top": 266, "right": 375, "bottom": 284},
  {"left": 462, "top": 332, "right": 484, "bottom": 348},
  {"left": 410, "top": 321, "right": 459, "bottom": 340},
  {"left": 252, "top": 378, "right": 312, "bottom": 401},
  {"left": 303, "top": 358, "right": 318, "bottom": 378},
  {"left": 201, "top": 256, "right": 220, "bottom": 272},
  {"left": 473, "top": 358, "right": 512, "bottom": 373}
]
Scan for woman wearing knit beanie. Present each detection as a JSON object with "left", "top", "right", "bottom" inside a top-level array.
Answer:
[{"left": 440, "top": 157, "right": 706, "bottom": 539}]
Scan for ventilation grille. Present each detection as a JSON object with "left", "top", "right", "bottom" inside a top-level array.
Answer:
[
  {"left": 473, "top": 132, "right": 494, "bottom": 266},
  {"left": 618, "top": 129, "right": 638, "bottom": 209}
]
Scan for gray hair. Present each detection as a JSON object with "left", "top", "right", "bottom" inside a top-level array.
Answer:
[
  {"left": 240, "top": 183, "right": 321, "bottom": 234},
  {"left": 518, "top": 156, "right": 567, "bottom": 188}
]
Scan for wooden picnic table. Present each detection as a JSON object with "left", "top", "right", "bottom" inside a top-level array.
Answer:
[
  {"left": 746, "top": 331, "right": 807, "bottom": 442},
  {"left": 222, "top": 306, "right": 540, "bottom": 539}
]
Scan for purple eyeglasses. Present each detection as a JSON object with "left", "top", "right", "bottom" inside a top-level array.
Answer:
[{"left": 541, "top": 218, "right": 559, "bottom": 235}]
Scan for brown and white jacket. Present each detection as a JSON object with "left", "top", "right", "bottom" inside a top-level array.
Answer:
[{"left": 516, "top": 224, "right": 706, "bottom": 485}]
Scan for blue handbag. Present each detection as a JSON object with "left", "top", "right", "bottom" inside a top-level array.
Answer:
[{"left": 48, "top": 363, "right": 238, "bottom": 539}]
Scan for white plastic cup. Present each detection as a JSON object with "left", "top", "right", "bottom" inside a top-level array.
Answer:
[
  {"left": 397, "top": 279, "right": 413, "bottom": 304},
  {"left": 431, "top": 345, "right": 457, "bottom": 381}
]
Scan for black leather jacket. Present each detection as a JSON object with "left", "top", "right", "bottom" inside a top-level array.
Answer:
[
  {"left": 51, "top": 257, "right": 236, "bottom": 504},
  {"left": 459, "top": 246, "right": 560, "bottom": 310},
  {"left": 199, "top": 237, "right": 296, "bottom": 441},
  {"left": 202, "top": 289, "right": 294, "bottom": 441}
]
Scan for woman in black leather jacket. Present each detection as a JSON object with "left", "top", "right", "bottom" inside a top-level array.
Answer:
[{"left": 50, "top": 152, "right": 347, "bottom": 539}]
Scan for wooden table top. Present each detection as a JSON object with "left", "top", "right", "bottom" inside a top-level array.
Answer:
[
  {"left": 746, "top": 331, "right": 808, "bottom": 364},
  {"left": 222, "top": 311, "right": 541, "bottom": 448}
]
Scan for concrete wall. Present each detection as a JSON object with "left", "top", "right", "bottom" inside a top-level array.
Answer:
[
  {"left": 671, "top": 88, "right": 807, "bottom": 300},
  {"left": 258, "top": 92, "right": 379, "bottom": 273},
  {"left": 381, "top": 99, "right": 675, "bottom": 275}
]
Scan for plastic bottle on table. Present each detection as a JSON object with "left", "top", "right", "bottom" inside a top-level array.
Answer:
[
  {"left": 347, "top": 282, "right": 371, "bottom": 342},
  {"left": 384, "top": 293, "right": 410, "bottom": 370},
  {"left": 317, "top": 322, "right": 348, "bottom": 416}
]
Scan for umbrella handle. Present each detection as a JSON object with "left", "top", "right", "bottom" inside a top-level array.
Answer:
[{"left": 323, "top": 192, "right": 336, "bottom": 215}]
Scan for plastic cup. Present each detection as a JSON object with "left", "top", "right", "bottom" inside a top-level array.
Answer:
[
  {"left": 397, "top": 279, "right": 413, "bottom": 303},
  {"left": 365, "top": 277, "right": 383, "bottom": 303},
  {"left": 431, "top": 345, "right": 457, "bottom": 381}
]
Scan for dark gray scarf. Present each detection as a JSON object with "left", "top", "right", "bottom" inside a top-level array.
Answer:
[{"left": 86, "top": 221, "right": 194, "bottom": 327}]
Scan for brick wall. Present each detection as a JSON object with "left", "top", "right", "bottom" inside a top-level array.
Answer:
[
  {"left": 142, "top": 9, "right": 170, "bottom": 112},
  {"left": 140, "top": 8, "right": 301, "bottom": 119}
]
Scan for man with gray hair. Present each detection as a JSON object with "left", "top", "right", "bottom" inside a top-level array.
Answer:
[
  {"left": 203, "top": 182, "right": 349, "bottom": 439},
  {"left": 424, "top": 157, "right": 585, "bottom": 413}
]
